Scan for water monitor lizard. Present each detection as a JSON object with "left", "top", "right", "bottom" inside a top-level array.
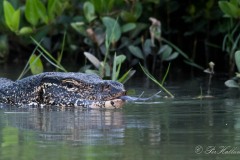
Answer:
[{"left": 0, "top": 72, "right": 126, "bottom": 109}]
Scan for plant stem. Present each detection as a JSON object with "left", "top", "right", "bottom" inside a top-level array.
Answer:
[{"left": 140, "top": 63, "right": 174, "bottom": 98}]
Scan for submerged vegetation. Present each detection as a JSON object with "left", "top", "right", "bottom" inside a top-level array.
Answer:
[{"left": 1, "top": 0, "right": 240, "bottom": 89}]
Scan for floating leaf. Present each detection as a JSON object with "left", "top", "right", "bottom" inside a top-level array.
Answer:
[
  {"left": 29, "top": 54, "right": 43, "bottom": 75},
  {"left": 102, "top": 17, "right": 121, "bottom": 43},
  {"left": 128, "top": 45, "right": 144, "bottom": 59}
]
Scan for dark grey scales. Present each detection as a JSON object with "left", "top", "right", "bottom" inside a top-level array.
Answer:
[{"left": 0, "top": 72, "right": 127, "bottom": 109}]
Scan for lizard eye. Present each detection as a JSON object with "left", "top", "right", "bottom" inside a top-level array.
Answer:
[{"left": 66, "top": 83, "right": 74, "bottom": 88}]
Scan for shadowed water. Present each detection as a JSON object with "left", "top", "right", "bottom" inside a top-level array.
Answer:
[{"left": 1, "top": 77, "right": 240, "bottom": 160}]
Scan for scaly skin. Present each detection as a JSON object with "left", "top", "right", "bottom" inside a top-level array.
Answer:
[{"left": 0, "top": 72, "right": 126, "bottom": 109}]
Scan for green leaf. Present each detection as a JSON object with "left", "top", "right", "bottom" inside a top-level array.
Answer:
[
  {"left": 118, "top": 69, "right": 136, "bottom": 84},
  {"left": 25, "top": 0, "right": 39, "bottom": 26},
  {"left": 218, "top": 1, "right": 240, "bottom": 18},
  {"left": 11, "top": 9, "right": 20, "bottom": 32},
  {"left": 47, "top": 0, "right": 57, "bottom": 20},
  {"left": 128, "top": 45, "right": 144, "bottom": 59},
  {"left": 3, "top": 0, "right": 15, "bottom": 28},
  {"left": 235, "top": 50, "right": 240, "bottom": 72},
  {"left": 121, "top": 23, "right": 136, "bottom": 33},
  {"left": 83, "top": 1, "right": 96, "bottom": 22},
  {"left": 121, "top": 2, "right": 142, "bottom": 22},
  {"left": 70, "top": 22, "right": 87, "bottom": 36},
  {"left": 225, "top": 79, "right": 239, "bottom": 88},
  {"left": 161, "top": 45, "right": 172, "bottom": 61},
  {"left": 3, "top": 0, "right": 20, "bottom": 32},
  {"left": 35, "top": 0, "right": 48, "bottom": 24},
  {"left": 25, "top": 0, "right": 48, "bottom": 25},
  {"left": 139, "top": 63, "right": 174, "bottom": 98},
  {"left": 230, "top": 0, "right": 239, "bottom": 6},
  {"left": 29, "top": 54, "right": 43, "bottom": 75},
  {"left": 143, "top": 39, "right": 152, "bottom": 56},
  {"left": 133, "top": 2, "right": 142, "bottom": 20},
  {"left": 164, "top": 52, "right": 179, "bottom": 61},
  {"left": 19, "top": 26, "right": 33, "bottom": 35},
  {"left": 112, "top": 54, "right": 126, "bottom": 81},
  {"left": 115, "top": 54, "right": 126, "bottom": 65},
  {"left": 102, "top": 17, "right": 121, "bottom": 43}
]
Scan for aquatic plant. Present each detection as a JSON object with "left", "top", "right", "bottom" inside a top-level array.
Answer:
[
  {"left": 225, "top": 50, "right": 240, "bottom": 88},
  {"left": 18, "top": 36, "right": 67, "bottom": 79},
  {"left": 139, "top": 63, "right": 174, "bottom": 98},
  {"left": 219, "top": 0, "right": 240, "bottom": 74}
]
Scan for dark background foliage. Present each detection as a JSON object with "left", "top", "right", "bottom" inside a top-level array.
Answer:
[{"left": 0, "top": 0, "right": 238, "bottom": 78}]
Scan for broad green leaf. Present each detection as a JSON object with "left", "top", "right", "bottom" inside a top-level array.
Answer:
[
  {"left": 25, "top": 0, "right": 39, "bottom": 26},
  {"left": 35, "top": 0, "right": 48, "bottom": 24},
  {"left": 164, "top": 52, "right": 179, "bottom": 61},
  {"left": 230, "top": 0, "right": 239, "bottom": 6},
  {"left": 121, "top": 23, "right": 136, "bottom": 33},
  {"left": 71, "top": 22, "right": 87, "bottom": 36},
  {"left": 235, "top": 50, "right": 240, "bottom": 72},
  {"left": 19, "top": 26, "right": 33, "bottom": 35},
  {"left": 218, "top": 1, "right": 240, "bottom": 18},
  {"left": 102, "top": 17, "right": 121, "bottom": 43},
  {"left": 29, "top": 54, "right": 43, "bottom": 75},
  {"left": 128, "top": 45, "right": 144, "bottom": 59},
  {"left": 121, "top": 2, "right": 142, "bottom": 22},
  {"left": 143, "top": 39, "right": 152, "bottom": 56},
  {"left": 3, "top": 0, "right": 15, "bottom": 28},
  {"left": 83, "top": 2, "right": 96, "bottom": 22},
  {"left": 115, "top": 54, "right": 126, "bottom": 65},
  {"left": 133, "top": 2, "right": 142, "bottom": 20},
  {"left": 11, "top": 9, "right": 20, "bottom": 32},
  {"left": 161, "top": 45, "right": 172, "bottom": 61},
  {"left": 225, "top": 79, "right": 239, "bottom": 88},
  {"left": 47, "top": 0, "right": 57, "bottom": 20},
  {"left": 3, "top": 0, "right": 19, "bottom": 32}
]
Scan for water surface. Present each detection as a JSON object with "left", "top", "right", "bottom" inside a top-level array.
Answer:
[{"left": 0, "top": 77, "right": 240, "bottom": 160}]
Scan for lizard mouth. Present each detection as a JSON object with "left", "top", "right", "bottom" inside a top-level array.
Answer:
[{"left": 88, "top": 91, "right": 126, "bottom": 109}]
